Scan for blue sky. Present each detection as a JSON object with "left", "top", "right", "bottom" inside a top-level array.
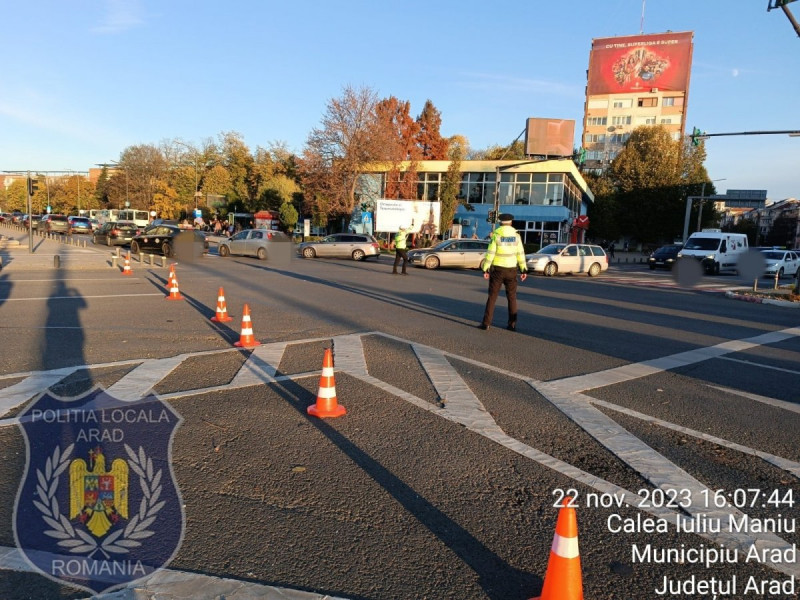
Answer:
[{"left": 2, "top": 0, "right": 798, "bottom": 201}]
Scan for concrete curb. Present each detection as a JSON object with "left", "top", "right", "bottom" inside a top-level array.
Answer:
[{"left": 725, "top": 290, "right": 800, "bottom": 308}]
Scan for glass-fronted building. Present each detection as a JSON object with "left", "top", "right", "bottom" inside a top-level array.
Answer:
[{"left": 355, "top": 159, "right": 594, "bottom": 246}]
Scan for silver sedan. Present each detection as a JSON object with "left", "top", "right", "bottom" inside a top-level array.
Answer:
[
  {"left": 218, "top": 229, "right": 290, "bottom": 260},
  {"left": 408, "top": 239, "right": 490, "bottom": 270}
]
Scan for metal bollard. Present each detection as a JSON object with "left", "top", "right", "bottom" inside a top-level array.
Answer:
[
  {"left": 146, "top": 253, "right": 153, "bottom": 266},
  {"left": 54, "top": 255, "right": 60, "bottom": 268},
  {"left": 160, "top": 256, "right": 166, "bottom": 268},
  {"left": 138, "top": 252, "right": 144, "bottom": 263},
  {"left": 116, "top": 248, "right": 121, "bottom": 259},
  {"left": 111, "top": 255, "right": 118, "bottom": 269}
]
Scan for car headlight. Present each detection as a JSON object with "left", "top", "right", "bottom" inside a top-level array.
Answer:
[{"left": 705, "top": 254, "right": 715, "bottom": 260}]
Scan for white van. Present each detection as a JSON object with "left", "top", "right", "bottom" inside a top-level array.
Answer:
[{"left": 677, "top": 229, "right": 749, "bottom": 274}]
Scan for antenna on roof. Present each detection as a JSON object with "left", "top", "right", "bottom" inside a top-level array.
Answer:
[{"left": 640, "top": 0, "right": 646, "bottom": 34}]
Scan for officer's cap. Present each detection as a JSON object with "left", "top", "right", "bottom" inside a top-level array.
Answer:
[{"left": 498, "top": 213, "right": 513, "bottom": 223}]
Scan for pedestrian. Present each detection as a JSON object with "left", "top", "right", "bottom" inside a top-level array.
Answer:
[
  {"left": 608, "top": 242, "right": 616, "bottom": 259},
  {"left": 392, "top": 225, "right": 410, "bottom": 275},
  {"left": 479, "top": 213, "right": 527, "bottom": 331},
  {"left": 623, "top": 241, "right": 629, "bottom": 253}
]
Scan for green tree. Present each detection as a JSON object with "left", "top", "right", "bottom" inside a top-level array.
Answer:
[
  {"left": 439, "top": 143, "right": 464, "bottom": 236},
  {"left": 279, "top": 201, "right": 299, "bottom": 232},
  {"left": 609, "top": 125, "right": 695, "bottom": 243},
  {"left": 583, "top": 172, "right": 620, "bottom": 242},
  {"left": 219, "top": 132, "right": 254, "bottom": 210},
  {"left": 765, "top": 213, "right": 796, "bottom": 247}
]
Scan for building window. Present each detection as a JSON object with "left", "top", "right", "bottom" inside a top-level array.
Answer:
[
  {"left": 660, "top": 118, "right": 673, "bottom": 124},
  {"left": 663, "top": 97, "right": 683, "bottom": 107},
  {"left": 613, "top": 101, "right": 624, "bottom": 108},
  {"left": 612, "top": 115, "right": 632, "bottom": 125},
  {"left": 587, "top": 116, "right": 607, "bottom": 126},
  {"left": 645, "top": 117, "right": 656, "bottom": 125},
  {"left": 637, "top": 97, "right": 658, "bottom": 108}
]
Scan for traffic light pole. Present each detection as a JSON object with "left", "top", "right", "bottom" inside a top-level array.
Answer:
[
  {"left": 26, "top": 172, "right": 33, "bottom": 253},
  {"left": 691, "top": 129, "right": 800, "bottom": 144}
]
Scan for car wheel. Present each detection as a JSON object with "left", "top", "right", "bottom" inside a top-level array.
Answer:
[
  {"left": 424, "top": 255, "right": 440, "bottom": 269},
  {"left": 712, "top": 261, "right": 720, "bottom": 276},
  {"left": 130, "top": 241, "right": 140, "bottom": 254},
  {"left": 352, "top": 249, "right": 365, "bottom": 261},
  {"left": 257, "top": 247, "right": 267, "bottom": 260},
  {"left": 219, "top": 244, "right": 230, "bottom": 257},
  {"left": 544, "top": 262, "right": 558, "bottom": 277},
  {"left": 302, "top": 247, "right": 316, "bottom": 259},
  {"left": 778, "top": 267, "right": 784, "bottom": 279},
  {"left": 162, "top": 243, "right": 173, "bottom": 258},
  {"left": 588, "top": 262, "right": 601, "bottom": 277}
]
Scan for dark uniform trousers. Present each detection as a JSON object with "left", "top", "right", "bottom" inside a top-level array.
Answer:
[
  {"left": 481, "top": 266, "right": 519, "bottom": 329},
  {"left": 392, "top": 249, "right": 408, "bottom": 273}
]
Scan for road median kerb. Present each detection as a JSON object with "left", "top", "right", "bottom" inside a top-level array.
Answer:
[{"left": 725, "top": 290, "right": 800, "bottom": 308}]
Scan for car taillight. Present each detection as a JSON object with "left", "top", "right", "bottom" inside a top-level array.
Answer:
[
  {"left": 371, "top": 243, "right": 379, "bottom": 249},
  {"left": 111, "top": 229, "right": 120, "bottom": 235}
]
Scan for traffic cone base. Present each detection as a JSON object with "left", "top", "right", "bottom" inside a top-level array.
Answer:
[
  {"left": 307, "top": 348, "right": 346, "bottom": 418},
  {"left": 210, "top": 286, "right": 233, "bottom": 322},
  {"left": 234, "top": 304, "right": 261, "bottom": 347},
  {"left": 532, "top": 497, "right": 583, "bottom": 600}
]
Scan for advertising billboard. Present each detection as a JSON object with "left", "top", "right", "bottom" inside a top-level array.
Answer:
[
  {"left": 375, "top": 199, "right": 440, "bottom": 234},
  {"left": 588, "top": 31, "right": 693, "bottom": 95},
  {"left": 524, "top": 118, "right": 576, "bottom": 157}
]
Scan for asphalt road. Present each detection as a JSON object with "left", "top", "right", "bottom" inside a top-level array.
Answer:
[{"left": 0, "top": 234, "right": 798, "bottom": 599}]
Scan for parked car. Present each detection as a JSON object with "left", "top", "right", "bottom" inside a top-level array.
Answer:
[
  {"left": 297, "top": 233, "right": 380, "bottom": 261},
  {"left": 648, "top": 244, "right": 683, "bottom": 270},
  {"left": 10, "top": 211, "right": 24, "bottom": 224},
  {"left": 0, "top": 212, "right": 11, "bottom": 222},
  {"left": 130, "top": 224, "right": 208, "bottom": 257},
  {"left": 67, "top": 216, "right": 93, "bottom": 235},
  {"left": 93, "top": 221, "right": 140, "bottom": 247},
  {"left": 42, "top": 214, "right": 70, "bottom": 235},
  {"left": 407, "top": 239, "right": 490, "bottom": 270},
  {"left": 526, "top": 243, "right": 608, "bottom": 277},
  {"left": 218, "top": 229, "right": 290, "bottom": 260},
  {"left": 22, "top": 214, "right": 43, "bottom": 230},
  {"left": 760, "top": 249, "right": 800, "bottom": 279}
]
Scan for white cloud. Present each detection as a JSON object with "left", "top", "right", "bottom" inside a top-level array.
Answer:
[
  {"left": 731, "top": 68, "right": 739, "bottom": 77},
  {"left": 91, "top": 0, "right": 145, "bottom": 34}
]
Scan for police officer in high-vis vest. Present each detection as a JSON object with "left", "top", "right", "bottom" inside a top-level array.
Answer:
[
  {"left": 479, "top": 213, "right": 527, "bottom": 331},
  {"left": 392, "top": 225, "right": 410, "bottom": 275}
]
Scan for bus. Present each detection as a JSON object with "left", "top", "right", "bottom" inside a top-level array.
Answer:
[{"left": 117, "top": 209, "right": 150, "bottom": 228}]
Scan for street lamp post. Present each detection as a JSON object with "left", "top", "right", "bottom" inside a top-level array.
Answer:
[{"left": 696, "top": 178, "right": 726, "bottom": 232}]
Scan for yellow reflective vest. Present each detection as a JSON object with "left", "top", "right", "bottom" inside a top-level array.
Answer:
[
  {"left": 482, "top": 225, "right": 527, "bottom": 272},
  {"left": 394, "top": 229, "right": 408, "bottom": 250}
]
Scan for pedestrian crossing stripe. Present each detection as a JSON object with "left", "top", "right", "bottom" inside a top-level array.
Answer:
[{"left": 1, "top": 329, "right": 798, "bottom": 578}]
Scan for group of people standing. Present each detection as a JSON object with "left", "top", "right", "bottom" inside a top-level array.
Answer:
[{"left": 392, "top": 213, "right": 529, "bottom": 331}]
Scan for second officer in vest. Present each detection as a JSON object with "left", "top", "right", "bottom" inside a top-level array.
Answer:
[{"left": 479, "top": 213, "right": 527, "bottom": 330}]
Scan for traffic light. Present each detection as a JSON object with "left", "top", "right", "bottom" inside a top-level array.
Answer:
[
  {"left": 690, "top": 127, "right": 704, "bottom": 147},
  {"left": 27, "top": 177, "right": 39, "bottom": 196},
  {"left": 487, "top": 210, "right": 496, "bottom": 223}
]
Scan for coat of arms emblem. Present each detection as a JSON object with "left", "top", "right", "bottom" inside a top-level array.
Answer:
[{"left": 14, "top": 388, "right": 184, "bottom": 595}]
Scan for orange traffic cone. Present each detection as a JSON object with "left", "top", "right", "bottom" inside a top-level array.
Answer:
[
  {"left": 168, "top": 264, "right": 176, "bottom": 284},
  {"left": 233, "top": 303, "right": 261, "bottom": 347},
  {"left": 165, "top": 272, "right": 183, "bottom": 300},
  {"left": 307, "top": 348, "right": 346, "bottom": 418},
  {"left": 210, "top": 287, "right": 233, "bottom": 322},
  {"left": 121, "top": 252, "right": 132, "bottom": 275},
  {"left": 532, "top": 497, "right": 583, "bottom": 600}
]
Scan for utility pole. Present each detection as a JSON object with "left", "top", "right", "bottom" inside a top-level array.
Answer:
[{"left": 767, "top": 0, "right": 800, "bottom": 37}]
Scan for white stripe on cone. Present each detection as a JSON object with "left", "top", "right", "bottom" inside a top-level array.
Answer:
[
  {"left": 551, "top": 532, "right": 580, "bottom": 559},
  {"left": 240, "top": 327, "right": 253, "bottom": 335},
  {"left": 317, "top": 386, "right": 337, "bottom": 399},
  {"left": 320, "top": 366, "right": 334, "bottom": 376}
]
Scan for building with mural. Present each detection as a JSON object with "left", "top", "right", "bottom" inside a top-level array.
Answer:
[{"left": 582, "top": 31, "right": 694, "bottom": 173}]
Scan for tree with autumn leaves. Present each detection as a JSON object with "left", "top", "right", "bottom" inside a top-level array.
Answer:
[{"left": 299, "top": 85, "right": 452, "bottom": 225}]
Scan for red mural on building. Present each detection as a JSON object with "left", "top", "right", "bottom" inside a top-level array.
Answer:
[{"left": 588, "top": 31, "right": 693, "bottom": 95}]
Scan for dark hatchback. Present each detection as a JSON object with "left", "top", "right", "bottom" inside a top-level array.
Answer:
[
  {"left": 93, "top": 221, "right": 140, "bottom": 247},
  {"left": 67, "top": 216, "right": 93, "bottom": 234},
  {"left": 648, "top": 244, "right": 683, "bottom": 270},
  {"left": 129, "top": 224, "right": 208, "bottom": 258}
]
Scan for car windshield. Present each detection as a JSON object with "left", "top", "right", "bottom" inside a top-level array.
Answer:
[
  {"left": 683, "top": 237, "right": 720, "bottom": 251},
  {"left": 761, "top": 251, "right": 785, "bottom": 260},
  {"left": 538, "top": 244, "right": 566, "bottom": 255}
]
